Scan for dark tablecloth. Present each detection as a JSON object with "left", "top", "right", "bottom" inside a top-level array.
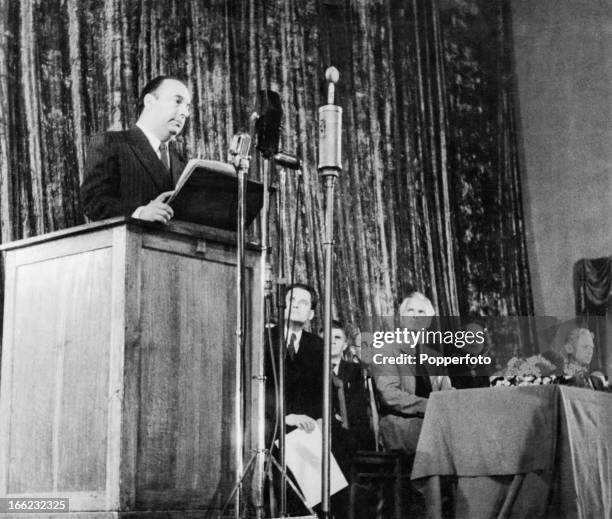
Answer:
[{"left": 411, "top": 385, "right": 612, "bottom": 519}]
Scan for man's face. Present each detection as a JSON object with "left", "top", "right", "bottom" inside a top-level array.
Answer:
[
  {"left": 285, "top": 287, "right": 314, "bottom": 326},
  {"left": 572, "top": 333, "right": 594, "bottom": 367},
  {"left": 143, "top": 79, "right": 191, "bottom": 141},
  {"left": 331, "top": 327, "right": 348, "bottom": 359},
  {"left": 400, "top": 296, "right": 433, "bottom": 330}
]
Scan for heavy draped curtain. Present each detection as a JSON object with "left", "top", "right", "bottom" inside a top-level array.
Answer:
[
  {"left": 574, "top": 258, "right": 612, "bottom": 374},
  {"left": 0, "top": 0, "right": 533, "bottom": 333}
]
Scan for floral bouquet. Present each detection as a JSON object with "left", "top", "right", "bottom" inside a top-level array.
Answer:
[
  {"left": 490, "top": 352, "right": 611, "bottom": 391},
  {"left": 490, "top": 353, "right": 564, "bottom": 387}
]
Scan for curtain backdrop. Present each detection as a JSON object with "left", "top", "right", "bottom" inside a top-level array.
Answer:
[
  {"left": 574, "top": 257, "right": 612, "bottom": 374},
  {"left": 0, "top": 0, "right": 533, "bottom": 334}
]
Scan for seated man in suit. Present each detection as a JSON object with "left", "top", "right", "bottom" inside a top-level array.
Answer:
[
  {"left": 265, "top": 283, "right": 324, "bottom": 441},
  {"left": 375, "top": 291, "right": 453, "bottom": 456},
  {"left": 264, "top": 283, "right": 324, "bottom": 513},
  {"left": 329, "top": 320, "right": 374, "bottom": 459},
  {"left": 81, "top": 75, "right": 191, "bottom": 222}
]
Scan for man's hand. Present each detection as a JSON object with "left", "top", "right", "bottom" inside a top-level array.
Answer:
[
  {"left": 286, "top": 413, "right": 317, "bottom": 433},
  {"left": 138, "top": 191, "right": 175, "bottom": 223}
]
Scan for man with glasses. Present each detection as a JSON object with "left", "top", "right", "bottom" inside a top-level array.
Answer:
[{"left": 81, "top": 75, "right": 191, "bottom": 223}]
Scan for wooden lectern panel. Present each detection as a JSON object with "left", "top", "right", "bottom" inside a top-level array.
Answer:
[
  {"left": 0, "top": 219, "right": 262, "bottom": 518},
  {"left": 135, "top": 245, "right": 239, "bottom": 508},
  {"left": 6, "top": 246, "right": 113, "bottom": 494}
]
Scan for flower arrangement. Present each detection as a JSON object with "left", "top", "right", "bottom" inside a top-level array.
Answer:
[
  {"left": 491, "top": 353, "right": 567, "bottom": 387},
  {"left": 490, "top": 352, "right": 611, "bottom": 391},
  {"left": 503, "top": 355, "right": 560, "bottom": 377}
]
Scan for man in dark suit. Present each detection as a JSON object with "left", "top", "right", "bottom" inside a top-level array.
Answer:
[
  {"left": 324, "top": 321, "right": 374, "bottom": 519},
  {"left": 81, "top": 75, "right": 191, "bottom": 222},
  {"left": 265, "top": 283, "right": 324, "bottom": 438},
  {"left": 330, "top": 320, "right": 374, "bottom": 459},
  {"left": 264, "top": 283, "right": 324, "bottom": 515}
]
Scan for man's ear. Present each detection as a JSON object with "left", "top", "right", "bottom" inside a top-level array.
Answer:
[
  {"left": 308, "top": 309, "right": 315, "bottom": 322},
  {"left": 563, "top": 341, "right": 573, "bottom": 355},
  {"left": 143, "top": 92, "right": 156, "bottom": 109}
]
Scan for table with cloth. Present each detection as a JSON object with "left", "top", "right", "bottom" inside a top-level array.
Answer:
[{"left": 411, "top": 385, "right": 612, "bottom": 519}]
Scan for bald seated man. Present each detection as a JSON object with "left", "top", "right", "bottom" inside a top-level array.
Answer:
[{"left": 81, "top": 76, "right": 192, "bottom": 223}]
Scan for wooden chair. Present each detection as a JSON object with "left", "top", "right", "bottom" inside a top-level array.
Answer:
[{"left": 348, "top": 376, "right": 412, "bottom": 519}]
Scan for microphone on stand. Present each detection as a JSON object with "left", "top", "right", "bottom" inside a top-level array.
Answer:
[
  {"left": 229, "top": 132, "right": 252, "bottom": 159},
  {"left": 254, "top": 90, "right": 282, "bottom": 158},
  {"left": 252, "top": 90, "right": 302, "bottom": 171},
  {"left": 318, "top": 66, "right": 342, "bottom": 519},
  {"left": 228, "top": 132, "right": 252, "bottom": 171},
  {"left": 227, "top": 129, "right": 252, "bottom": 519},
  {"left": 318, "top": 67, "right": 342, "bottom": 173}
]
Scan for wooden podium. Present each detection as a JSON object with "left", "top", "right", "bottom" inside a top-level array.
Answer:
[{"left": 0, "top": 218, "right": 263, "bottom": 518}]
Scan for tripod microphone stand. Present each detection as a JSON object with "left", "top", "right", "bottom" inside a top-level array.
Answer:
[
  {"left": 224, "top": 84, "right": 330, "bottom": 517},
  {"left": 221, "top": 117, "right": 314, "bottom": 518},
  {"left": 261, "top": 153, "right": 315, "bottom": 519},
  {"left": 228, "top": 132, "right": 252, "bottom": 519}
]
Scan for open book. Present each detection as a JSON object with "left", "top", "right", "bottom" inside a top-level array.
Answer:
[{"left": 168, "top": 159, "right": 264, "bottom": 231}]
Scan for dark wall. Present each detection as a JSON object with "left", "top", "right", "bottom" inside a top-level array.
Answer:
[{"left": 512, "top": 0, "right": 612, "bottom": 318}]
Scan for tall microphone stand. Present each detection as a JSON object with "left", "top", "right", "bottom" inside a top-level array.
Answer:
[
  {"left": 318, "top": 67, "right": 342, "bottom": 519},
  {"left": 265, "top": 156, "right": 316, "bottom": 519},
  {"left": 275, "top": 162, "right": 289, "bottom": 517},
  {"left": 221, "top": 123, "right": 311, "bottom": 518},
  {"left": 252, "top": 152, "right": 271, "bottom": 519},
  {"left": 229, "top": 133, "right": 252, "bottom": 519}
]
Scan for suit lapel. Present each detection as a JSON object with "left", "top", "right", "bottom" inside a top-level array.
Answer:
[
  {"left": 337, "top": 360, "right": 347, "bottom": 382},
  {"left": 125, "top": 126, "right": 172, "bottom": 192},
  {"left": 169, "top": 143, "right": 185, "bottom": 185}
]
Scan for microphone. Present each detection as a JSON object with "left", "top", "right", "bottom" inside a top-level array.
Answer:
[
  {"left": 229, "top": 132, "right": 251, "bottom": 158},
  {"left": 254, "top": 90, "right": 282, "bottom": 158},
  {"left": 229, "top": 132, "right": 251, "bottom": 170},
  {"left": 273, "top": 151, "right": 301, "bottom": 171},
  {"left": 318, "top": 67, "right": 342, "bottom": 172}
]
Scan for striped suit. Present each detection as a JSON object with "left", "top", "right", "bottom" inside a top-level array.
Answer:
[{"left": 81, "top": 126, "right": 185, "bottom": 221}]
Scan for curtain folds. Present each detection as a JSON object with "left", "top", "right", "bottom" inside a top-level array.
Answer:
[
  {"left": 0, "top": 0, "right": 533, "bottom": 332},
  {"left": 574, "top": 257, "right": 612, "bottom": 375}
]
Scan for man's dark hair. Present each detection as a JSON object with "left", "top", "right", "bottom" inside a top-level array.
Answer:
[
  {"left": 320, "top": 319, "right": 346, "bottom": 336},
  {"left": 331, "top": 319, "right": 345, "bottom": 331},
  {"left": 285, "top": 283, "right": 318, "bottom": 311},
  {"left": 137, "top": 75, "right": 188, "bottom": 115}
]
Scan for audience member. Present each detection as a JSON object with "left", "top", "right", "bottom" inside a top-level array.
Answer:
[
  {"left": 328, "top": 320, "right": 375, "bottom": 459},
  {"left": 375, "top": 291, "right": 453, "bottom": 456}
]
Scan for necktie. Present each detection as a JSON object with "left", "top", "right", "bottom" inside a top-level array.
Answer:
[
  {"left": 159, "top": 142, "right": 170, "bottom": 171},
  {"left": 332, "top": 371, "right": 349, "bottom": 429},
  {"left": 415, "top": 346, "right": 433, "bottom": 398},
  {"left": 287, "top": 333, "right": 297, "bottom": 361}
]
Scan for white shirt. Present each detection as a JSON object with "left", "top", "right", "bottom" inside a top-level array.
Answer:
[
  {"left": 136, "top": 122, "right": 163, "bottom": 159},
  {"left": 132, "top": 123, "right": 169, "bottom": 218}
]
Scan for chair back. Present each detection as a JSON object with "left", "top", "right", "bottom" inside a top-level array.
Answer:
[{"left": 366, "top": 375, "right": 381, "bottom": 451}]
